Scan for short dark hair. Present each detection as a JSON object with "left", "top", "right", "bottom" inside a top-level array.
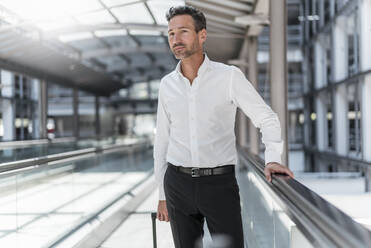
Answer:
[{"left": 166, "top": 6, "right": 207, "bottom": 33}]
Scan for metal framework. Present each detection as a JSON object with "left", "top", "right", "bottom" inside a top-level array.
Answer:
[{"left": 0, "top": 0, "right": 261, "bottom": 96}]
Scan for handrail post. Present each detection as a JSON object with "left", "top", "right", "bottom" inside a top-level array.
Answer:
[{"left": 366, "top": 167, "right": 371, "bottom": 192}]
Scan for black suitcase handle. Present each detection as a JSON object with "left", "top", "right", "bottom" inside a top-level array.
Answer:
[{"left": 151, "top": 212, "right": 157, "bottom": 248}]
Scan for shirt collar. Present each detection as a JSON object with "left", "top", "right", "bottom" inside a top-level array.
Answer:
[{"left": 175, "top": 53, "right": 210, "bottom": 77}]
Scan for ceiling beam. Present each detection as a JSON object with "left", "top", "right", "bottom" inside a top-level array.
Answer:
[
  {"left": 43, "top": 23, "right": 168, "bottom": 38},
  {"left": 97, "top": 0, "right": 143, "bottom": 48},
  {"left": 203, "top": 0, "right": 253, "bottom": 12},
  {"left": 118, "top": 54, "right": 131, "bottom": 64},
  {"left": 97, "top": 0, "right": 120, "bottom": 23},
  {"left": 126, "top": 31, "right": 142, "bottom": 46},
  {"left": 235, "top": 14, "right": 269, "bottom": 26},
  {"left": 207, "top": 21, "right": 245, "bottom": 34},
  {"left": 107, "top": 61, "right": 171, "bottom": 73},
  {"left": 81, "top": 45, "right": 170, "bottom": 59},
  {"left": 205, "top": 14, "right": 246, "bottom": 28},
  {"left": 186, "top": 0, "right": 248, "bottom": 16},
  {"left": 145, "top": 52, "right": 156, "bottom": 63},
  {"left": 0, "top": 58, "right": 115, "bottom": 96},
  {"left": 144, "top": 1, "right": 157, "bottom": 25},
  {"left": 253, "top": 0, "right": 270, "bottom": 15},
  {"left": 245, "top": 0, "right": 270, "bottom": 36},
  {"left": 205, "top": 30, "right": 246, "bottom": 39}
]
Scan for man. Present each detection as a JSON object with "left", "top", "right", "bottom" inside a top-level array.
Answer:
[{"left": 154, "top": 6, "right": 294, "bottom": 248}]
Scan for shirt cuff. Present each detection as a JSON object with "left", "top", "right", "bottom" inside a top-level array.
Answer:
[
  {"left": 264, "top": 150, "right": 282, "bottom": 165},
  {"left": 158, "top": 183, "right": 166, "bottom": 201}
]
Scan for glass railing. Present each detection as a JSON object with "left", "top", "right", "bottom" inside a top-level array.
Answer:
[
  {"left": 0, "top": 139, "right": 153, "bottom": 248},
  {"left": 237, "top": 146, "right": 371, "bottom": 248},
  {"left": 0, "top": 136, "right": 143, "bottom": 164}
]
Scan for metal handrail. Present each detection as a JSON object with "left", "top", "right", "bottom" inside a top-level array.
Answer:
[
  {"left": 304, "top": 146, "right": 371, "bottom": 168},
  {"left": 0, "top": 135, "right": 117, "bottom": 149},
  {"left": 0, "top": 137, "right": 76, "bottom": 149},
  {"left": 0, "top": 141, "right": 149, "bottom": 175},
  {"left": 237, "top": 146, "right": 371, "bottom": 248}
]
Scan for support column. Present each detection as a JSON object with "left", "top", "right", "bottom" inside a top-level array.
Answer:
[
  {"left": 304, "top": 0, "right": 310, "bottom": 41},
  {"left": 269, "top": 0, "right": 288, "bottom": 166},
  {"left": 39, "top": 80, "right": 48, "bottom": 139},
  {"left": 359, "top": 0, "right": 371, "bottom": 191},
  {"left": 334, "top": 85, "right": 347, "bottom": 155},
  {"left": 359, "top": 0, "right": 371, "bottom": 72},
  {"left": 315, "top": 94, "right": 326, "bottom": 151},
  {"left": 1, "top": 70, "right": 15, "bottom": 141},
  {"left": 95, "top": 95, "right": 101, "bottom": 139},
  {"left": 31, "top": 79, "right": 40, "bottom": 139},
  {"left": 319, "top": 0, "right": 325, "bottom": 27},
  {"left": 314, "top": 38, "right": 325, "bottom": 89},
  {"left": 147, "top": 79, "right": 152, "bottom": 99},
  {"left": 303, "top": 98, "right": 311, "bottom": 147},
  {"left": 366, "top": 167, "right": 371, "bottom": 193},
  {"left": 315, "top": 94, "right": 327, "bottom": 172},
  {"left": 330, "top": 0, "right": 335, "bottom": 18},
  {"left": 73, "top": 88, "right": 79, "bottom": 139},
  {"left": 19, "top": 76, "right": 24, "bottom": 140},
  {"left": 314, "top": 36, "right": 327, "bottom": 170},
  {"left": 248, "top": 36, "right": 259, "bottom": 155},
  {"left": 333, "top": 17, "right": 348, "bottom": 156},
  {"left": 332, "top": 17, "right": 348, "bottom": 81},
  {"left": 362, "top": 76, "right": 371, "bottom": 191},
  {"left": 311, "top": 0, "right": 317, "bottom": 34},
  {"left": 236, "top": 37, "right": 249, "bottom": 148}
]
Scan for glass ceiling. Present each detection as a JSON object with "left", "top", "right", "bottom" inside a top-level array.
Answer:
[
  {"left": 0, "top": 0, "right": 185, "bottom": 39},
  {"left": 0, "top": 0, "right": 252, "bottom": 95}
]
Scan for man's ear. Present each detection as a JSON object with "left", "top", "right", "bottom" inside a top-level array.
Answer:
[{"left": 199, "top": 29, "right": 207, "bottom": 44}]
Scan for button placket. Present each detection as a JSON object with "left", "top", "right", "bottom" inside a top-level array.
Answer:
[
  {"left": 189, "top": 96, "right": 196, "bottom": 139},
  {"left": 189, "top": 84, "right": 198, "bottom": 165}
]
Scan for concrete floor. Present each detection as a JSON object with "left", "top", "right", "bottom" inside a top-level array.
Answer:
[{"left": 296, "top": 172, "right": 371, "bottom": 230}]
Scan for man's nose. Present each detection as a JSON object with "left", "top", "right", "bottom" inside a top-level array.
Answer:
[{"left": 172, "top": 34, "right": 181, "bottom": 44}]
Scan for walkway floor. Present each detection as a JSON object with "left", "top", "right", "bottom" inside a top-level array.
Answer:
[{"left": 100, "top": 188, "right": 174, "bottom": 248}]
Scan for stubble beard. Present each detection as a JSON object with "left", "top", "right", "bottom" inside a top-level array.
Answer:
[{"left": 172, "top": 41, "right": 199, "bottom": 60}]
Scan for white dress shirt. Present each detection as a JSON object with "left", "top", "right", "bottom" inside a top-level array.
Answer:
[{"left": 154, "top": 54, "right": 283, "bottom": 200}]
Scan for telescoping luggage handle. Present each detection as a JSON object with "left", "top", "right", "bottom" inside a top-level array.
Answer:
[{"left": 151, "top": 212, "right": 157, "bottom": 248}]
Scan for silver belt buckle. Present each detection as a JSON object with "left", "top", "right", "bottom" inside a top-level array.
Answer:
[{"left": 191, "top": 168, "right": 200, "bottom": 177}]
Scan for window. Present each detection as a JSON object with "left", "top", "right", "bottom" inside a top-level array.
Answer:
[
  {"left": 309, "top": 97, "right": 316, "bottom": 147},
  {"left": 346, "top": 13, "right": 359, "bottom": 76},
  {"left": 325, "top": 91, "right": 333, "bottom": 149},
  {"left": 347, "top": 82, "right": 362, "bottom": 156}
]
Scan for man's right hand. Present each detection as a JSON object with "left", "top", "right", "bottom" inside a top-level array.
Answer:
[{"left": 157, "top": 200, "right": 169, "bottom": 222}]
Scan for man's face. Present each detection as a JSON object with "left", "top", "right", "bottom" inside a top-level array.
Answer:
[{"left": 167, "top": 15, "right": 206, "bottom": 59}]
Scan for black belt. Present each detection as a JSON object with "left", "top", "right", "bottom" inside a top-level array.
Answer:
[{"left": 168, "top": 162, "right": 235, "bottom": 177}]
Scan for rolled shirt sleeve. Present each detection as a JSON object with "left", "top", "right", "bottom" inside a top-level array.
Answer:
[
  {"left": 229, "top": 66, "right": 283, "bottom": 164},
  {"left": 153, "top": 82, "right": 171, "bottom": 200}
]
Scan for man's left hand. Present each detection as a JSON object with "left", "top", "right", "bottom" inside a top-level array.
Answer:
[{"left": 264, "top": 162, "right": 294, "bottom": 182}]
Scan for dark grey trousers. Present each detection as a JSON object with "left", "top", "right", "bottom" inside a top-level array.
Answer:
[{"left": 164, "top": 164, "right": 244, "bottom": 248}]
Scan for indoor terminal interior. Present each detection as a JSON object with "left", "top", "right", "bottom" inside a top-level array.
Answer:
[{"left": 0, "top": 0, "right": 371, "bottom": 247}]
